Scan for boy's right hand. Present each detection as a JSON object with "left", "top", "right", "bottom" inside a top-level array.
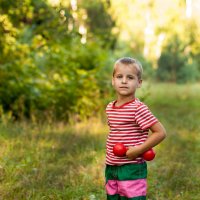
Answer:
[{"left": 126, "top": 146, "right": 143, "bottom": 160}]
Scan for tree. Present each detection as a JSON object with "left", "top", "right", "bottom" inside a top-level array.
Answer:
[{"left": 0, "top": 0, "right": 117, "bottom": 121}]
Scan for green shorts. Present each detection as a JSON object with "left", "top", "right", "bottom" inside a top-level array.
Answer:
[{"left": 105, "top": 162, "right": 147, "bottom": 200}]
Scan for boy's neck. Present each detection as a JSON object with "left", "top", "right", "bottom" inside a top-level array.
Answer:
[{"left": 115, "top": 95, "right": 135, "bottom": 107}]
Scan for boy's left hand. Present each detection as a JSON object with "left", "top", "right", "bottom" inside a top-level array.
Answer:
[{"left": 126, "top": 146, "right": 142, "bottom": 160}]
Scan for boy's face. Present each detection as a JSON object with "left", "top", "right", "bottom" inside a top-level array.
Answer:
[{"left": 112, "top": 63, "right": 142, "bottom": 98}]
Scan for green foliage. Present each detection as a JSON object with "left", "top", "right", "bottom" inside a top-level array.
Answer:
[
  {"left": 157, "top": 32, "right": 200, "bottom": 83},
  {"left": 1, "top": 0, "right": 200, "bottom": 121},
  {"left": 0, "top": 0, "right": 116, "bottom": 121},
  {"left": 81, "top": 0, "right": 117, "bottom": 49},
  {"left": 177, "top": 60, "right": 199, "bottom": 83}
]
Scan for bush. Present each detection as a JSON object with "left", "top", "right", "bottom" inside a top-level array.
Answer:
[
  {"left": 0, "top": 0, "right": 116, "bottom": 121},
  {"left": 157, "top": 35, "right": 200, "bottom": 83}
]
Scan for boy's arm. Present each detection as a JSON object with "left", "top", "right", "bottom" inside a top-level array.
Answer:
[{"left": 126, "top": 122, "right": 166, "bottom": 160}]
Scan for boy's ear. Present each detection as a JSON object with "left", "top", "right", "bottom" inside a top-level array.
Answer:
[{"left": 137, "top": 79, "right": 142, "bottom": 88}]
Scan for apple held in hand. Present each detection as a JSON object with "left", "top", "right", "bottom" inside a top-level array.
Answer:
[
  {"left": 113, "top": 143, "right": 127, "bottom": 157},
  {"left": 142, "top": 148, "right": 156, "bottom": 161}
]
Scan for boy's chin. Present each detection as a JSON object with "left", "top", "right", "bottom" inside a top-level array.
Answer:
[{"left": 118, "top": 92, "right": 134, "bottom": 97}]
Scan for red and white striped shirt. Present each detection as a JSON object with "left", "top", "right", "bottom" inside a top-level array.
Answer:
[{"left": 105, "top": 98, "right": 158, "bottom": 165}]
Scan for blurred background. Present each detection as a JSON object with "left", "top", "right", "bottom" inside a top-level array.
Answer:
[
  {"left": 1, "top": 0, "right": 200, "bottom": 122},
  {"left": 0, "top": 1, "right": 200, "bottom": 199}
]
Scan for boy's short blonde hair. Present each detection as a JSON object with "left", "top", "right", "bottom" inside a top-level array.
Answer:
[{"left": 113, "top": 57, "right": 143, "bottom": 80}]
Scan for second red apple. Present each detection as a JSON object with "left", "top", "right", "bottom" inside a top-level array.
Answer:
[{"left": 142, "top": 148, "right": 156, "bottom": 161}]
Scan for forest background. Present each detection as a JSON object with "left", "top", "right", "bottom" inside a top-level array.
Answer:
[
  {"left": 0, "top": 0, "right": 200, "bottom": 199},
  {"left": 1, "top": 0, "right": 200, "bottom": 121}
]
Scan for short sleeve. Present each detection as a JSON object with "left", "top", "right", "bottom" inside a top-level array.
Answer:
[{"left": 135, "top": 103, "right": 158, "bottom": 130}]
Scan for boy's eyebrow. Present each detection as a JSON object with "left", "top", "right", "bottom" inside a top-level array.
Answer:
[{"left": 115, "top": 73, "right": 137, "bottom": 76}]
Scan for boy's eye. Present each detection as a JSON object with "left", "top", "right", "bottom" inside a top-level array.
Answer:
[
  {"left": 115, "top": 74, "right": 136, "bottom": 80},
  {"left": 127, "top": 76, "right": 134, "bottom": 80},
  {"left": 116, "top": 75, "right": 123, "bottom": 79}
]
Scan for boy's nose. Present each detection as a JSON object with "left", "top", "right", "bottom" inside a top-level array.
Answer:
[{"left": 122, "top": 77, "right": 127, "bottom": 83}]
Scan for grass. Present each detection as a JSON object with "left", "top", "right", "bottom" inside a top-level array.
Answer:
[
  {"left": 0, "top": 83, "right": 200, "bottom": 199},
  {"left": 0, "top": 121, "right": 107, "bottom": 200},
  {"left": 140, "top": 82, "right": 200, "bottom": 200}
]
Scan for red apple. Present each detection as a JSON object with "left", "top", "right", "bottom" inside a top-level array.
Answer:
[
  {"left": 142, "top": 148, "right": 156, "bottom": 161},
  {"left": 113, "top": 143, "right": 127, "bottom": 157}
]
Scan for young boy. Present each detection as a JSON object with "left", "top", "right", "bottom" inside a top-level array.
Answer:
[{"left": 105, "top": 57, "right": 166, "bottom": 199}]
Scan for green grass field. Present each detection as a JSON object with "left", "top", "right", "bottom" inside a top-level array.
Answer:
[{"left": 0, "top": 83, "right": 200, "bottom": 200}]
